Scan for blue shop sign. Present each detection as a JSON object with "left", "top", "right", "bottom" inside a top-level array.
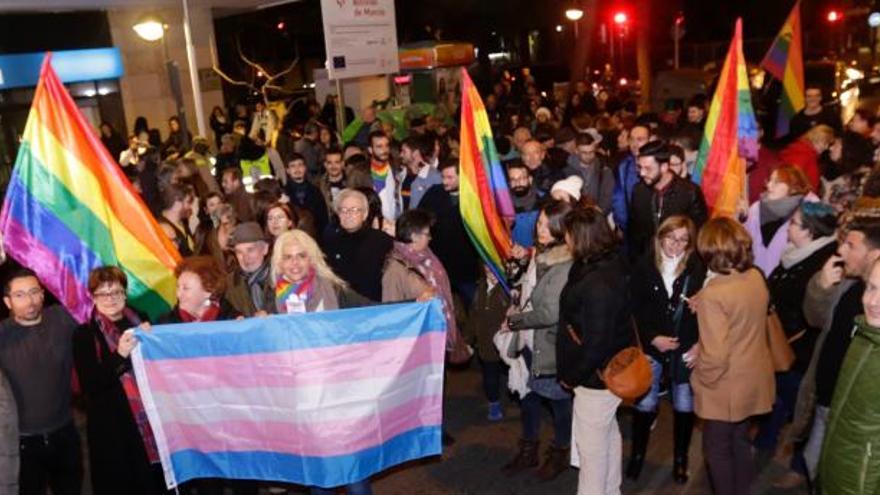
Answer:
[{"left": 0, "top": 47, "right": 124, "bottom": 90}]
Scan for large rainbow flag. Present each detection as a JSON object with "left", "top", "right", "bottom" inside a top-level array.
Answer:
[
  {"left": 761, "top": 1, "right": 804, "bottom": 137},
  {"left": 0, "top": 55, "right": 180, "bottom": 322},
  {"left": 692, "top": 19, "right": 760, "bottom": 218},
  {"left": 132, "top": 300, "right": 446, "bottom": 488},
  {"left": 458, "top": 69, "right": 515, "bottom": 291}
]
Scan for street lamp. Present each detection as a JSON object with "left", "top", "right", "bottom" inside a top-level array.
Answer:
[
  {"left": 565, "top": 8, "right": 584, "bottom": 21},
  {"left": 132, "top": 1, "right": 207, "bottom": 142},
  {"left": 133, "top": 15, "right": 191, "bottom": 151},
  {"left": 133, "top": 17, "right": 165, "bottom": 42}
]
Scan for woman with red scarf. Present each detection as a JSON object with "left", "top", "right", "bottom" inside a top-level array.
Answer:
[
  {"left": 72, "top": 267, "right": 165, "bottom": 494},
  {"left": 157, "top": 256, "right": 252, "bottom": 495}
]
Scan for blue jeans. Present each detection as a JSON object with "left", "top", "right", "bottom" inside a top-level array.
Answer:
[
  {"left": 754, "top": 371, "right": 803, "bottom": 452},
  {"left": 310, "top": 480, "right": 372, "bottom": 495},
  {"left": 634, "top": 355, "right": 693, "bottom": 413},
  {"left": 521, "top": 391, "right": 573, "bottom": 447}
]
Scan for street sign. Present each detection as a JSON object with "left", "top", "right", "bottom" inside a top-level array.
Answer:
[{"left": 320, "top": 0, "right": 400, "bottom": 80}]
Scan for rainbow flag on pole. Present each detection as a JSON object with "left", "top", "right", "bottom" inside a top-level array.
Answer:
[
  {"left": 692, "top": 19, "right": 760, "bottom": 218},
  {"left": 761, "top": 1, "right": 804, "bottom": 137},
  {"left": 132, "top": 301, "right": 446, "bottom": 488},
  {"left": 0, "top": 55, "right": 180, "bottom": 322},
  {"left": 458, "top": 68, "right": 515, "bottom": 291}
]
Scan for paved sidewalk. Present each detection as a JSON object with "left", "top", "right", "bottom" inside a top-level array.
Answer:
[{"left": 77, "top": 361, "right": 810, "bottom": 494}]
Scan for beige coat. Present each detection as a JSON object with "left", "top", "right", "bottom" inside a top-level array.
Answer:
[
  {"left": 381, "top": 256, "right": 429, "bottom": 302},
  {"left": 691, "top": 268, "right": 775, "bottom": 422}
]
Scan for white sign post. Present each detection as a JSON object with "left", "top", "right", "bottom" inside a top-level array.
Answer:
[{"left": 320, "top": 0, "right": 399, "bottom": 136}]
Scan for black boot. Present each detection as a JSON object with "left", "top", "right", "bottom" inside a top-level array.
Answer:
[
  {"left": 673, "top": 411, "right": 694, "bottom": 484},
  {"left": 626, "top": 410, "right": 656, "bottom": 480}
]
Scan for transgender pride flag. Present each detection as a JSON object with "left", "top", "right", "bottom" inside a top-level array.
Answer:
[{"left": 131, "top": 301, "right": 446, "bottom": 489}]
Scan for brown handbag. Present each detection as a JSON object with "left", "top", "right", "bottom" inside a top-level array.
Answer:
[
  {"left": 598, "top": 317, "right": 653, "bottom": 403},
  {"left": 766, "top": 309, "right": 795, "bottom": 372}
]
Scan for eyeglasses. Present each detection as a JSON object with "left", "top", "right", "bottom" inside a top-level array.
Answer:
[
  {"left": 9, "top": 288, "right": 43, "bottom": 300},
  {"left": 663, "top": 235, "right": 690, "bottom": 246},
  {"left": 93, "top": 289, "right": 126, "bottom": 301},
  {"left": 338, "top": 207, "right": 365, "bottom": 216},
  {"left": 267, "top": 215, "right": 289, "bottom": 223}
]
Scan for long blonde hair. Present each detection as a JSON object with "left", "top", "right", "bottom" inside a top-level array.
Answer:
[{"left": 270, "top": 229, "right": 347, "bottom": 288}]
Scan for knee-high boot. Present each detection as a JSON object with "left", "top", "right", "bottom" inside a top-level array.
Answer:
[
  {"left": 626, "top": 410, "right": 656, "bottom": 480},
  {"left": 673, "top": 411, "right": 695, "bottom": 484}
]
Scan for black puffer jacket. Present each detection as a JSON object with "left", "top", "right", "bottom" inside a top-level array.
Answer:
[{"left": 557, "top": 251, "right": 633, "bottom": 389}]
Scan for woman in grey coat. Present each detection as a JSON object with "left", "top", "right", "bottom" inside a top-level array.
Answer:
[{"left": 502, "top": 200, "right": 574, "bottom": 482}]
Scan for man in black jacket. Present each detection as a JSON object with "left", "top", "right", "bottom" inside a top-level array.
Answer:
[
  {"left": 283, "top": 153, "right": 329, "bottom": 236},
  {"left": 627, "top": 141, "right": 707, "bottom": 260},
  {"left": 321, "top": 188, "right": 392, "bottom": 301},
  {"left": 419, "top": 160, "right": 480, "bottom": 306}
]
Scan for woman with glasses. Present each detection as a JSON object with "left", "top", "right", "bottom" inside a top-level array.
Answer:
[
  {"left": 627, "top": 215, "right": 705, "bottom": 484},
  {"left": 261, "top": 202, "right": 299, "bottom": 241},
  {"left": 381, "top": 209, "right": 467, "bottom": 360},
  {"left": 72, "top": 267, "right": 165, "bottom": 494}
]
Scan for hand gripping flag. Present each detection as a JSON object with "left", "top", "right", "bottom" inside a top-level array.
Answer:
[{"left": 132, "top": 301, "right": 447, "bottom": 488}]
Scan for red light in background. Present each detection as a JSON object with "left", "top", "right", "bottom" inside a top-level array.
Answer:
[
  {"left": 276, "top": 21, "right": 286, "bottom": 30},
  {"left": 826, "top": 9, "right": 842, "bottom": 22},
  {"left": 613, "top": 11, "right": 629, "bottom": 25}
]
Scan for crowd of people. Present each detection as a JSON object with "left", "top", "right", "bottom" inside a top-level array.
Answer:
[{"left": 3, "top": 69, "right": 880, "bottom": 495}]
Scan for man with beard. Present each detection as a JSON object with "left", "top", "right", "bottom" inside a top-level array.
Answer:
[
  {"left": 419, "top": 159, "right": 480, "bottom": 306},
  {"left": 627, "top": 141, "right": 707, "bottom": 260},
  {"left": 398, "top": 135, "right": 441, "bottom": 211},
  {"left": 368, "top": 130, "right": 399, "bottom": 222},
  {"left": 507, "top": 161, "right": 544, "bottom": 248},
  {"left": 563, "top": 133, "right": 614, "bottom": 212},
  {"left": 158, "top": 183, "right": 196, "bottom": 256},
  {"left": 0, "top": 269, "right": 81, "bottom": 494},
  {"left": 316, "top": 147, "right": 347, "bottom": 213},
  {"left": 611, "top": 124, "right": 654, "bottom": 233},
  {"left": 520, "top": 140, "right": 563, "bottom": 195}
]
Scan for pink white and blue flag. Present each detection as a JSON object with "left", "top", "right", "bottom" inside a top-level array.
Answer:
[{"left": 131, "top": 300, "right": 447, "bottom": 489}]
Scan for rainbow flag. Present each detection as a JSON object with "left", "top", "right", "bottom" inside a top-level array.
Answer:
[
  {"left": 761, "top": 1, "right": 804, "bottom": 137},
  {"left": 0, "top": 55, "right": 180, "bottom": 322},
  {"left": 692, "top": 19, "right": 760, "bottom": 218},
  {"left": 458, "top": 68, "right": 515, "bottom": 291},
  {"left": 131, "top": 301, "right": 446, "bottom": 488}
]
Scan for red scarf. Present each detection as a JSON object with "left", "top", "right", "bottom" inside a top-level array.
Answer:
[
  {"left": 178, "top": 301, "right": 221, "bottom": 322},
  {"left": 93, "top": 308, "right": 159, "bottom": 464}
]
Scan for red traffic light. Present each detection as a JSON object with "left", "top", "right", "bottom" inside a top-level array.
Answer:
[
  {"left": 613, "top": 11, "right": 629, "bottom": 25},
  {"left": 826, "top": 9, "right": 843, "bottom": 22}
]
